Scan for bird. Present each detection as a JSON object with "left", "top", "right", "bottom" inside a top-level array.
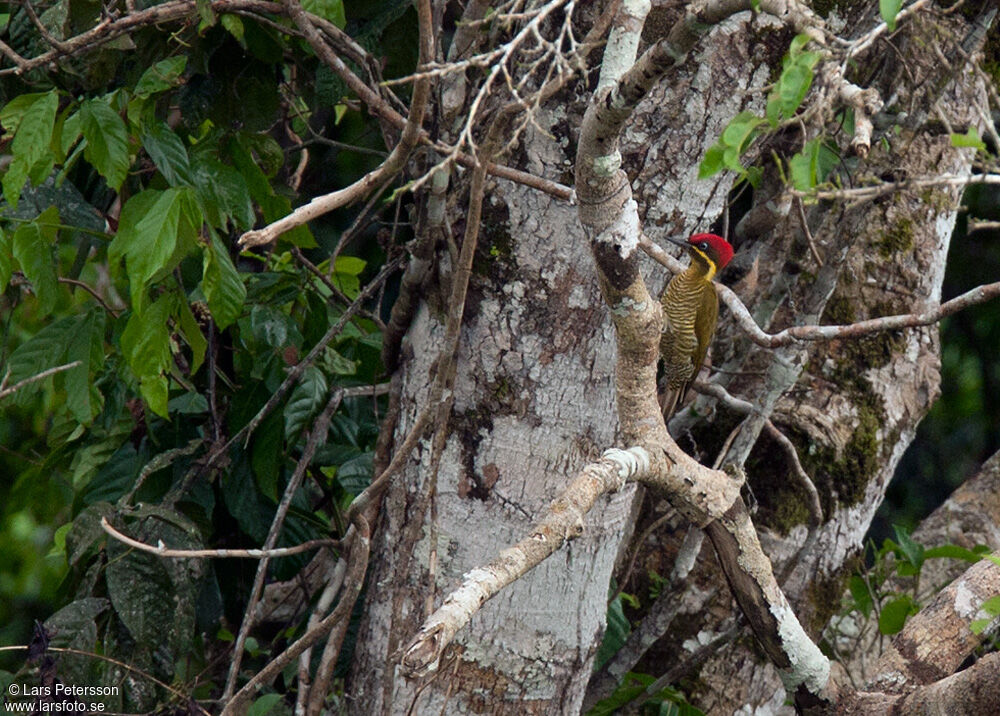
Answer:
[{"left": 659, "top": 233, "right": 735, "bottom": 420}]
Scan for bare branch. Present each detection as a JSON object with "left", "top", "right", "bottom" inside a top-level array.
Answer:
[
  {"left": 0, "top": 361, "right": 81, "bottom": 400},
  {"left": 223, "top": 516, "right": 372, "bottom": 716},
  {"left": 401, "top": 448, "right": 651, "bottom": 678},
  {"left": 639, "top": 235, "right": 1000, "bottom": 347},
  {"left": 100, "top": 517, "right": 339, "bottom": 559},
  {"left": 221, "top": 386, "right": 345, "bottom": 702}
]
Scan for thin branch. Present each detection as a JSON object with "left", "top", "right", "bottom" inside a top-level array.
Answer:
[
  {"left": 795, "top": 172, "right": 1000, "bottom": 202},
  {"left": 401, "top": 448, "right": 651, "bottom": 678},
  {"left": 223, "top": 516, "right": 371, "bottom": 716},
  {"left": 639, "top": 236, "right": 1000, "bottom": 347},
  {"left": 0, "top": 361, "right": 81, "bottom": 400},
  {"left": 100, "top": 517, "right": 339, "bottom": 558},
  {"left": 762, "top": 420, "right": 823, "bottom": 528},
  {"left": 796, "top": 197, "right": 824, "bottom": 267},
  {"left": 0, "top": 646, "right": 211, "bottom": 715},
  {"left": 237, "top": 0, "right": 433, "bottom": 249},
  {"left": 221, "top": 386, "right": 345, "bottom": 703}
]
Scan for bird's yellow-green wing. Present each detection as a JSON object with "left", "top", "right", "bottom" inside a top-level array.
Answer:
[{"left": 688, "top": 284, "right": 719, "bottom": 390}]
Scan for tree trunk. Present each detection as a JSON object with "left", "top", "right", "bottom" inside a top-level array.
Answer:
[{"left": 351, "top": 2, "right": 992, "bottom": 713}]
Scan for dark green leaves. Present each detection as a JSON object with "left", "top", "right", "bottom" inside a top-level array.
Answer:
[
  {"left": 121, "top": 292, "right": 177, "bottom": 417},
  {"left": 284, "top": 366, "right": 328, "bottom": 440},
  {"left": 12, "top": 205, "right": 60, "bottom": 316},
  {"left": 201, "top": 234, "right": 246, "bottom": 330},
  {"left": 141, "top": 122, "right": 194, "bottom": 187},
  {"left": 64, "top": 310, "right": 106, "bottom": 424},
  {"left": 80, "top": 98, "right": 129, "bottom": 190}
]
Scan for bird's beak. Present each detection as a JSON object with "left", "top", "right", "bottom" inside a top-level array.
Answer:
[{"left": 664, "top": 236, "right": 689, "bottom": 250}]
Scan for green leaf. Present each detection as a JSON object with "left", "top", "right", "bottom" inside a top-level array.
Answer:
[
  {"left": 121, "top": 294, "right": 177, "bottom": 417},
  {"left": 80, "top": 99, "right": 129, "bottom": 190},
  {"left": 284, "top": 366, "right": 328, "bottom": 441},
  {"left": 878, "top": 594, "right": 916, "bottom": 635},
  {"left": 848, "top": 575, "right": 873, "bottom": 618},
  {"left": 788, "top": 34, "right": 813, "bottom": 58},
  {"left": 176, "top": 298, "right": 207, "bottom": 374},
  {"left": 221, "top": 14, "right": 245, "bottom": 42},
  {"left": 950, "top": 127, "right": 987, "bottom": 152},
  {"left": 247, "top": 693, "right": 283, "bottom": 716},
  {"left": 12, "top": 205, "right": 61, "bottom": 316},
  {"left": 880, "top": 0, "right": 904, "bottom": 31},
  {"left": 3, "top": 91, "right": 59, "bottom": 207},
  {"left": 698, "top": 144, "right": 725, "bottom": 179},
  {"left": 64, "top": 310, "right": 106, "bottom": 424},
  {"left": 1, "top": 92, "right": 53, "bottom": 137},
  {"left": 923, "top": 544, "right": 985, "bottom": 563},
  {"left": 190, "top": 147, "right": 255, "bottom": 230},
  {"left": 168, "top": 391, "right": 209, "bottom": 414},
  {"left": 112, "top": 188, "right": 195, "bottom": 311},
  {"left": 595, "top": 593, "right": 632, "bottom": 671},
  {"left": 774, "top": 63, "right": 814, "bottom": 118},
  {"left": 336, "top": 452, "right": 372, "bottom": 495},
  {"left": 134, "top": 56, "right": 187, "bottom": 98},
  {"left": 141, "top": 122, "right": 194, "bottom": 187},
  {"left": 720, "top": 111, "right": 763, "bottom": 152},
  {"left": 302, "top": 0, "right": 346, "bottom": 27},
  {"left": 0, "top": 227, "right": 11, "bottom": 292},
  {"left": 201, "top": 235, "right": 246, "bottom": 330},
  {"left": 893, "top": 524, "right": 925, "bottom": 570},
  {"left": 789, "top": 139, "right": 821, "bottom": 191}
]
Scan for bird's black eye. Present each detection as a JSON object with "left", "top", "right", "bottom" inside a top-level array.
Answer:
[{"left": 698, "top": 241, "right": 709, "bottom": 250}]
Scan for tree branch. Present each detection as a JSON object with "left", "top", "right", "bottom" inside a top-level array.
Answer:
[
  {"left": 401, "top": 448, "right": 651, "bottom": 677},
  {"left": 640, "top": 235, "right": 1000, "bottom": 347}
]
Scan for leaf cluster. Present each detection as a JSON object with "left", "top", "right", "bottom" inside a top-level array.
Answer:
[{"left": 0, "top": 1, "right": 410, "bottom": 707}]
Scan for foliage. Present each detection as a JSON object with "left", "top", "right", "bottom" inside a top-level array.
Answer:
[
  {"left": 0, "top": 0, "right": 411, "bottom": 708},
  {"left": 699, "top": 34, "right": 830, "bottom": 190},
  {"left": 834, "top": 525, "right": 991, "bottom": 641}
]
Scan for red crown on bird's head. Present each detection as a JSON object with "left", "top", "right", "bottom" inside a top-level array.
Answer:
[{"left": 688, "top": 233, "right": 734, "bottom": 269}]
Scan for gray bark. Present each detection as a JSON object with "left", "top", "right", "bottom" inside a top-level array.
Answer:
[{"left": 349, "top": 2, "right": 992, "bottom": 713}]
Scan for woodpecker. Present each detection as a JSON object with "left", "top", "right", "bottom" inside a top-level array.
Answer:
[{"left": 659, "top": 233, "right": 735, "bottom": 419}]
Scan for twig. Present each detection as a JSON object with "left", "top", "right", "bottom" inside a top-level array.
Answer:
[
  {"left": 0, "top": 361, "right": 81, "bottom": 400},
  {"left": 100, "top": 517, "right": 339, "bottom": 558},
  {"left": 401, "top": 448, "right": 651, "bottom": 678},
  {"left": 796, "top": 197, "right": 824, "bottom": 267},
  {"left": 762, "top": 421, "right": 823, "bottom": 527},
  {"left": 639, "top": 236, "right": 1000, "bottom": 347},
  {"left": 223, "top": 515, "right": 372, "bottom": 716},
  {"left": 221, "top": 386, "right": 345, "bottom": 703},
  {"left": 0, "top": 645, "right": 211, "bottom": 715}
]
